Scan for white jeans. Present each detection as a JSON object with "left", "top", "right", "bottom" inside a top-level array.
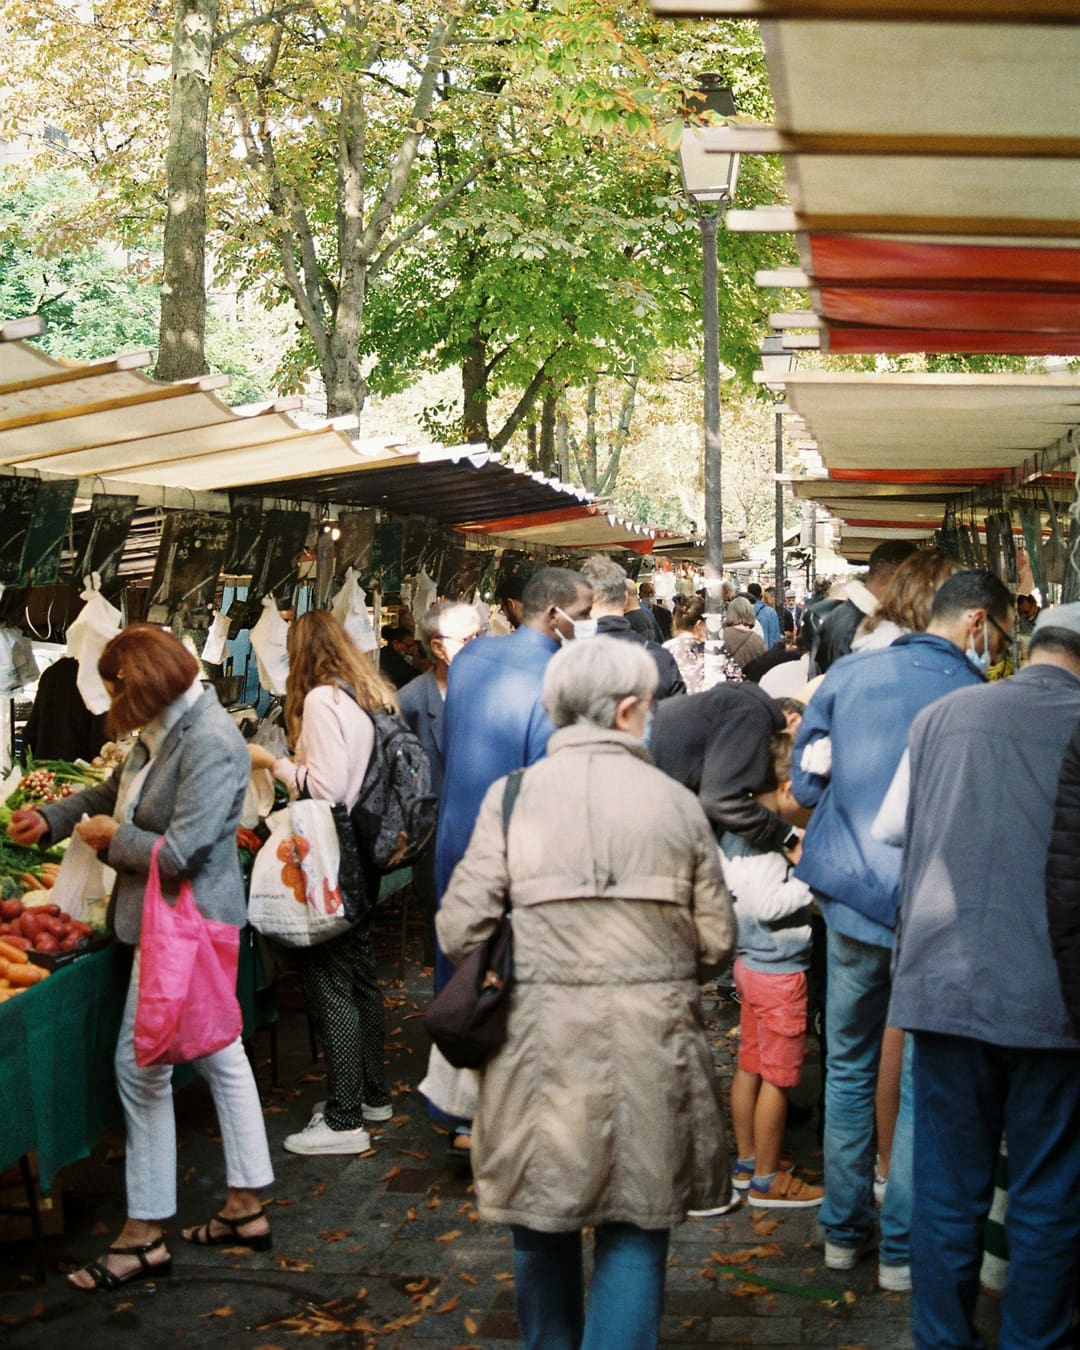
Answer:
[{"left": 115, "top": 950, "right": 275, "bottom": 1220}]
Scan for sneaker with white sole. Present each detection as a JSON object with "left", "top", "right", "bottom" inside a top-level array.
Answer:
[
  {"left": 284, "top": 1113, "right": 371, "bottom": 1155},
  {"left": 748, "top": 1172, "right": 825, "bottom": 1209},
  {"left": 687, "top": 1195, "right": 743, "bottom": 1217},
  {"left": 824, "top": 1235, "right": 877, "bottom": 1270},
  {"left": 313, "top": 1099, "right": 393, "bottom": 1125},
  {"left": 734, "top": 1158, "right": 794, "bottom": 1192},
  {"left": 878, "top": 1262, "right": 912, "bottom": 1293}
]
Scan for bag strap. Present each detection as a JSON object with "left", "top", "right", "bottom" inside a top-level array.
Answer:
[
  {"left": 499, "top": 769, "right": 524, "bottom": 919},
  {"left": 502, "top": 768, "right": 524, "bottom": 838}
]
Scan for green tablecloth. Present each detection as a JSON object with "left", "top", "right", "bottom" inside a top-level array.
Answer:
[
  {"left": 0, "top": 944, "right": 131, "bottom": 1192},
  {"left": 0, "top": 928, "right": 279, "bottom": 1192}
]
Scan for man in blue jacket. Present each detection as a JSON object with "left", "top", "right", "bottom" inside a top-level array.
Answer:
[
  {"left": 888, "top": 605, "right": 1080, "bottom": 1350},
  {"left": 748, "top": 581, "right": 782, "bottom": 649},
  {"left": 791, "top": 570, "right": 1014, "bottom": 1292}
]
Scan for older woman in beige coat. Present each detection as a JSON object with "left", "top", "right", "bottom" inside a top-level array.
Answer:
[{"left": 437, "top": 636, "right": 735, "bottom": 1350}]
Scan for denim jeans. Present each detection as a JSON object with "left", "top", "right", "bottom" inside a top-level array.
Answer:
[
  {"left": 911, "top": 1033, "right": 1080, "bottom": 1350},
  {"left": 511, "top": 1223, "right": 669, "bottom": 1350},
  {"left": 821, "top": 928, "right": 913, "bottom": 1266}
]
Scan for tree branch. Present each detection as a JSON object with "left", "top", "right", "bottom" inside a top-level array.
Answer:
[
  {"left": 214, "top": 3, "right": 312, "bottom": 49},
  {"left": 368, "top": 152, "right": 496, "bottom": 279},
  {"left": 490, "top": 348, "right": 564, "bottom": 454}
]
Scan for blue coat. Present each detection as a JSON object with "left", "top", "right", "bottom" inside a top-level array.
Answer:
[
  {"left": 398, "top": 670, "right": 445, "bottom": 797},
  {"left": 754, "top": 600, "right": 782, "bottom": 650},
  {"left": 791, "top": 633, "right": 983, "bottom": 930},
  {"left": 434, "top": 624, "right": 558, "bottom": 897}
]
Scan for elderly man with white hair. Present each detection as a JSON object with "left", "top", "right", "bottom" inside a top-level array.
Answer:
[{"left": 438, "top": 636, "right": 734, "bottom": 1350}]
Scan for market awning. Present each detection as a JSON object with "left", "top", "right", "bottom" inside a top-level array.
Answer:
[
  {"left": 0, "top": 322, "right": 664, "bottom": 552},
  {"left": 668, "top": 8, "right": 1080, "bottom": 357}
]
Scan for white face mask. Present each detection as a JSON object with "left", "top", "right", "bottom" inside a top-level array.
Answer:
[
  {"left": 555, "top": 607, "right": 597, "bottom": 642},
  {"left": 964, "top": 622, "right": 991, "bottom": 675}
]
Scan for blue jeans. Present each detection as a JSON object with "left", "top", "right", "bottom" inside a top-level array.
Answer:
[
  {"left": 911, "top": 1033, "right": 1080, "bottom": 1350},
  {"left": 511, "top": 1223, "right": 669, "bottom": 1350},
  {"left": 821, "top": 928, "right": 913, "bottom": 1267}
]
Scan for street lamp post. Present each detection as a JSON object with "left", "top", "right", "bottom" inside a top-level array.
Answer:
[
  {"left": 760, "top": 333, "right": 799, "bottom": 631},
  {"left": 679, "top": 74, "right": 739, "bottom": 685}
]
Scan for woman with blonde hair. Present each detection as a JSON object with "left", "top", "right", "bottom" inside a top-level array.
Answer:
[
  {"left": 853, "top": 548, "right": 961, "bottom": 652},
  {"left": 250, "top": 608, "right": 398, "bottom": 1155}
]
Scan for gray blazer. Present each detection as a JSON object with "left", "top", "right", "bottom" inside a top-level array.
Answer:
[
  {"left": 397, "top": 670, "right": 445, "bottom": 796},
  {"left": 39, "top": 687, "right": 250, "bottom": 945}
]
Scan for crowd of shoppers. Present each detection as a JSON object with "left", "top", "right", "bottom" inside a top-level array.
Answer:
[{"left": 17, "top": 549, "right": 1080, "bottom": 1350}]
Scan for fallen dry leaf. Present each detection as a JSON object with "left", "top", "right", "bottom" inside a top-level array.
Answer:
[
  {"left": 700, "top": 1267, "right": 717, "bottom": 1281},
  {"left": 710, "top": 1245, "right": 784, "bottom": 1266},
  {"left": 382, "top": 1163, "right": 402, "bottom": 1182},
  {"left": 493, "top": 1271, "right": 514, "bottom": 1282},
  {"left": 424, "top": 1195, "right": 441, "bottom": 1210},
  {"left": 843, "top": 1290, "right": 857, "bottom": 1305},
  {"left": 396, "top": 1148, "right": 429, "bottom": 1161},
  {"left": 750, "top": 1216, "right": 783, "bottom": 1235},
  {"left": 459, "top": 1272, "right": 479, "bottom": 1287},
  {"left": 404, "top": 1277, "right": 431, "bottom": 1294},
  {"left": 463, "top": 1314, "right": 480, "bottom": 1335},
  {"left": 221, "top": 1245, "right": 254, "bottom": 1256},
  {"left": 379, "top": 1311, "right": 425, "bottom": 1332},
  {"left": 436, "top": 1229, "right": 463, "bottom": 1242},
  {"left": 201, "top": 1306, "right": 233, "bottom": 1319},
  {"left": 436, "top": 1295, "right": 460, "bottom": 1314},
  {"left": 182, "top": 1167, "right": 196, "bottom": 1185},
  {"left": 405, "top": 1207, "right": 418, "bottom": 1222},
  {"left": 275, "top": 1255, "right": 314, "bottom": 1271},
  {"left": 314, "top": 1181, "right": 327, "bottom": 1198},
  {"left": 730, "top": 1282, "right": 770, "bottom": 1298},
  {"left": 110, "top": 1303, "right": 133, "bottom": 1315},
  {"left": 318, "top": 1230, "right": 352, "bottom": 1244}
]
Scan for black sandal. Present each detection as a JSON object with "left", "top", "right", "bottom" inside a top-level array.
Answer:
[
  {"left": 183, "top": 1208, "right": 272, "bottom": 1252},
  {"left": 70, "top": 1236, "right": 172, "bottom": 1292}
]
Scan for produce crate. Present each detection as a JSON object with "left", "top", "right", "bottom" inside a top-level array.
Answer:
[{"left": 27, "top": 932, "right": 111, "bottom": 971}]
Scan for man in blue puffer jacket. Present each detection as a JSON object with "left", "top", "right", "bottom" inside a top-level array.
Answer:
[{"left": 791, "top": 570, "right": 1014, "bottom": 1293}]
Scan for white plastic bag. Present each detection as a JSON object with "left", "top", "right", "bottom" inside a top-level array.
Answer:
[
  {"left": 248, "top": 799, "right": 353, "bottom": 947},
  {"left": 48, "top": 829, "right": 116, "bottom": 924},
  {"left": 249, "top": 597, "right": 290, "bottom": 695},
  {"left": 240, "top": 766, "right": 276, "bottom": 829},
  {"left": 411, "top": 567, "right": 438, "bottom": 628},
  {"left": 201, "top": 609, "right": 230, "bottom": 666},
  {"left": 65, "top": 575, "right": 123, "bottom": 714},
  {"left": 331, "top": 567, "right": 378, "bottom": 654},
  {"left": 419, "top": 1044, "right": 479, "bottom": 1119}
]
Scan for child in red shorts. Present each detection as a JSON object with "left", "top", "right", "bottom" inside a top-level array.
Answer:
[{"left": 719, "top": 732, "right": 824, "bottom": 1209}]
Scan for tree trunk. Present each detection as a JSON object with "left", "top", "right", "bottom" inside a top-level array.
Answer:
[
  {"left": 556, "top": 403, "right": 570, "bottom": 481},
  {"left": 597, "top": 374, "right": 638, "bottom": 497},
  {"left": 538, "top": 386, "right": 557, "bottom": 476},
  {"left": 156, "top": 0, "right": 216, "bottom": 382},
  {"left": 461, "top": 323, "right": 490, "bottom": 442},
  {"left": 582, "top": 380, "right": 599, "bottom": 493},
  {"left": 526, "top": 419, "right": 537, "bottom": 467},
  {"left": 323, "top": 259, "right": 367, "bottom": 419}
]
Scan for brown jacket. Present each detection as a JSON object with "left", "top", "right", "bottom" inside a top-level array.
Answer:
[
  {"left": 722, "top": 624, "right": 767, "bottom": 671},
  {"left": 436, "top": 724, "right": 736, "bottom": 1232}
]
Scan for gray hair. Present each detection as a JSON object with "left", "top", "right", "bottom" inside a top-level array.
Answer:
[
  {"left": 417, "top": 601, "right": 478, "bottom": 652},
  {"left": 542, "top": 635, "right": 658, "bottom": 730},
  {"left": 581, "top": 555, "right": 629, "bottom": 608},
  {"left": 726, "top": 596, "right": 755, "bottom": 626}
]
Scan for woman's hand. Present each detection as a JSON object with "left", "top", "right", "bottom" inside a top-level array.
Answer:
[
  {"left": 248, "top": 744, "right": 277, "bottom": 773},
  {"left": 8, "top": 808, "right": 48, "bottom": 846},
  {"left": 75, "top": 815, "right": 119, "bottom": 850}
]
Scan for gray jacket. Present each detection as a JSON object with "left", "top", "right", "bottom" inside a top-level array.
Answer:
[
  {"left": 889, "top": 663, "right": 1080, "bottom": 1049},
  {"left": 397, "top": 670, "right": 445, "bottom": 796},
  {"left": 39, "top": 687, "right": 250, "bottom": 944}
]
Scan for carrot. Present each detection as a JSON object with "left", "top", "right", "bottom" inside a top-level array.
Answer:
[
  {"left": 19, "top": 873, "right": 45, "bottom": 891},
  {"left": 3, "top": 962, "right": 48, "bottom": 987},
  {"left": 0, "top": 938, "right": 29, "bottom": 965},
  {"left": 38, "top": 874, "right": 54, "bottom": 889}
]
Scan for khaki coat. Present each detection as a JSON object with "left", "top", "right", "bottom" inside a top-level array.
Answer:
[{"left": 436, "top": 724, "right": 736, "bottom": 1232}]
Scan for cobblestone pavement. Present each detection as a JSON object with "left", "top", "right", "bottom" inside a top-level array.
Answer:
[{"left": 0, "top": 901, "right": 1002, "bottom": 1348}]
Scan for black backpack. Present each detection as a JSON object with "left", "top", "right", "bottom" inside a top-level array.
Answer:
[{"left": 351, "top": 709, "right": 438, "bottom": 872}]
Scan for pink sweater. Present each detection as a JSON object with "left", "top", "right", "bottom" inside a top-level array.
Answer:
[{"left": 273, "top": 685, "right": 374, "bottom": 810}]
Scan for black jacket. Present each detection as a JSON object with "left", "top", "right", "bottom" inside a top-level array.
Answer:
[
  {"left": 1047, "top": 715, "right": 1080, "bottom": 1035},
  {"left": 595, "top": 616, "right": 686, "bottom": 700},
  {"left": 809, "top": 599, "right": 861, "bottom": 675},
  {"left": 651, "top": 681, "right": 788, "bottom": 850}
]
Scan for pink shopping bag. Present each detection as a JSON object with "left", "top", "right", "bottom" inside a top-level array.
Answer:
[{"left": 133, "top": 838, "right": 242, "bottom": 1067}]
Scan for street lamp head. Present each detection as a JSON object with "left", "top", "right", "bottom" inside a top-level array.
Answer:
[
  {"left": 759, "top": 333, "right": 799, "bottom": 391},
  {"left": 679, "top": 77, "right": 739, "bottom": 206}
]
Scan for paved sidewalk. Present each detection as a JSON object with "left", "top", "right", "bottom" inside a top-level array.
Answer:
[{"left": 0, "top": 902, "right": 1001, "bottom": 1348}]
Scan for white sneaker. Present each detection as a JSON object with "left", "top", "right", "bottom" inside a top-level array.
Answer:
[
  {"left": 687, "top": 1196, "right": 743, "bottom": 1217},
  {"left": 313, "top": 1099, "right": 393, "bottom": 1124},
  {"left": 824, "top": 1236, "right": 877, "bottom": 1270},
  {"left": 878, "top": 1262, "right": 912, "bottom": 1293},
  {"left": 284, "top": 1113, "right": 371, "bottom": 1155}
]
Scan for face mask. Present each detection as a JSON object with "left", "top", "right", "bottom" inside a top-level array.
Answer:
[
  {"left": 640, "top": 709, "right": 655, "bottom": 752},
  {"left": 555, "top": 607, "right": 597, "bottom": 642},
  {"left": 965, "top": 623, "right": 991, "bottom": 675}
]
